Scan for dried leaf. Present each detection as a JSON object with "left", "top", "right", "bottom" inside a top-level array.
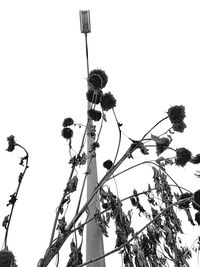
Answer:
[{"left": 65, "top": 176, "right": 78, "bottom": 194}]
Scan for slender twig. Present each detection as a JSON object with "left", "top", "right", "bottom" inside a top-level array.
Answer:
[
  {"left": 4, "top": 143, "right": 29, "bottom": 249},
  {"left": 108, "top": 160, "right": 183, "bottom": 194},
  {"left": 141, "top": 116, "right": 169, "bottom": 141},
  {"left": 96, "top": 110, "right": 104, "bottom": 144},
  {"left": 112, "top": 108, "right": 122, "bottom": 165},
  {"left": 75, "top": 157, "right": 93, "bottom": 215}
]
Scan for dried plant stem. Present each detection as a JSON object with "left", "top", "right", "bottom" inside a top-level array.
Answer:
[
  {"left": 77, "top": 197, "right": 192, "bottom": 267},
  {"left": 141, "top": 116, "right": 169, "bottom": 141},
  {"left": 4, "top": 144, "right": 29, "bottom": 249},
  {"left": 75, "top": 156, "right": 93, "bottom": 215},
  {"left": 70, "top": 183, "right": 191, "bottom": 236},
  {"left": 112, "top": 108, "right": 122, "bottom": 165},
  {"left": 110, "top": 160, "right": 183, "bottom": 194},
  {"left": 42, "top": 142, "right": 139, "bottom": 266},
  {"left": 48, "top": 123, "right": 88, "bottom": 249}
]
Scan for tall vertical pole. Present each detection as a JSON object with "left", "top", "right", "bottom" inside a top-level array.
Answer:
[{"left": 80, "top": 11, "right": 106, "bottom": 267}]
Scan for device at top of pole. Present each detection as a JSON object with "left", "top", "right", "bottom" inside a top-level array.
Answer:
[{"left": 80, "top": 10, "right": 91, "bottom": 34}]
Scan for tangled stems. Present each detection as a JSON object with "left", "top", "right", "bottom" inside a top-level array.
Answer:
[
  {"left": 109, "top": 160, "right": 183, "bottom": 194},
  {"left": 41, "top": 115, "right": 174, "bottom": 265},
  {"left": 41, "top": 110, "right": 187, "bottom": 266},
  {"left": 70, "top": 184, "right": 192, "bottom": 237},
  {"left": 4, "top": 144, "right": 29, "bottom": 249},
  {"left": 41, "top": 142, "right": 140, "bottom": 266},
  {"left": 47, "top": 121, "right": 88, "bottom": 250},
  {"left": 77, "top": 197, "right": 192, "bottom": 267}
]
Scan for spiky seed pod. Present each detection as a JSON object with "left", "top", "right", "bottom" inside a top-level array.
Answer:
[
  {"left": 86, "top": 89, "right": 103, "bottom": 104},
  {"left": 88, "top": 109, "right": 102, "bottom": 121},
  {"left": 63, "top": 118, "right": 74, "bottom": 127},
  {"left": 175, "top": 147, "right": 192, "bottom": 167},
  {"left": 103, "top": 160, "right": 113, "bottom": 170},
  {"left": 172, "top": 121, "right": 187, "bottom": 133},
  {"left": 195, "top": 211, "right": 200, "bottom": 225},
  {"left": 0, "top": 249, "right": 16, "bottom": 267},
  {"left": 88, "top": 69, "right": 108, "bottom": 89},
  {"left": 61, "top": 128, "right": 73, "bottom": 140},
  {"left": 101, "top": 92, "right": 116, "bottom": 111},
  {"left": 167, "top": 105, "right": 186, "bottom": 124}
]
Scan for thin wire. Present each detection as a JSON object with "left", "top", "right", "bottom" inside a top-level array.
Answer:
[{"left": 85, "top": 33, "right": 89, "bottom": 76}]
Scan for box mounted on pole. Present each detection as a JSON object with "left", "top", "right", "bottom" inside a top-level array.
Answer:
[{"left": 79, "top": 10, "right": 91, "bottom": 34}]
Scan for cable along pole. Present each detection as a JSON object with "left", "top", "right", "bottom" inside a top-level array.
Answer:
[{"left": 80, "top": 10, "right": 106, "bottom": 267}]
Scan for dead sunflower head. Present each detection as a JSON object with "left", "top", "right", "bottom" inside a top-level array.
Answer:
[
  {"left": 175, "top": 147, "right": 192, "bottom": 167},
  {"left": 0, "top": 249, "right": 16, "bottom": 267},
  {"left": 86, "top": 89, "right": 103, "bottom": 104},
  {"left": 63, "top": 118, "right": 74, "bottom": 127},
  {"left": 101, "top": 92, "right": 116, "bottom": 111},
  {"left": 167, "top": 105, "right": 186, "bottom": 124},
  {"left": 6, "top": 135, "right": 16, "bottom": 152},
  {"left": 61, "top": 128, "right": 73, "bottom": 140},
  {"left": 88, "top": 69, "right": 108, "bottom": 89},
  {"left": 88, "top": 109, "right": 102, "bottom": 121}
]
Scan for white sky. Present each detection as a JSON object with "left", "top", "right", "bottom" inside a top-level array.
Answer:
[{"left": 0, "top": 1, "right": 200, "bottom": 266}]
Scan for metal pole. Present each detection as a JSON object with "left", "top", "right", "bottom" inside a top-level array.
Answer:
[{"left": 80, "top": 10, "right": 106, "bottom": 267}]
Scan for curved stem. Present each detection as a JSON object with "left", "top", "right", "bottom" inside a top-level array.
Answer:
[
  {"left": 141, "top": 116, "right": 169, "bottom": 141},
  {"left": 96, "top": 109, "right": 104, "bottom": 144},
  {"left": 4, "top": 144, "right": 29, "bottom": 249},
  {"left": 112, "top": 108, "right": 122, "bottom": 165},
  {"left": 108, "top": 160, "right": 183, "bottom": 194}
]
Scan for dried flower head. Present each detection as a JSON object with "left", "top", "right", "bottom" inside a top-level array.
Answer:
[
  {"left": 190, "top": 154, "right": 200, "bottom": 164},
  {"left": 88, "top": 109, "right": 102, "bottom": 121},
  {"left": 151, "top": 135, "right": 171, "bottom": 155},
  {"left": 175, "top": 147, "right": 192, "bottom": 167},
  {"left": 86, "top": 89, "right": 103, "bottom": 104},
  {"left": 167, "top": 105, "right": 186, "bottom": 124},
  {"left": 103, "top": 160, "right": 113, "bottom": 170},
  {"left": 172, "top": 121, "right": 187, "bottom": 133},
  {"left": 101, "top": 92, "right": 116, "bottom": 111},
  {"left": 6, "top": 135, "right": 16, "bottom": 152},
  {"left": 195, "top": 211, "right": 200, "bottom": 225},
  {"left": 63, "top": 118, "right": 74, "bottom": 127},
  {"left": 61, "top": 128, "right": 73, "bottom": 139},
  {"left": 88, "top": 69, "right": 108, "bottom": 89},
  {"left": 0, "top": 249, "right": 16, "bottom": 267}
]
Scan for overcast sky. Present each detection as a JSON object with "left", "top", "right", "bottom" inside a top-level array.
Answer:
[{"left": 0, "top": 1, "right": 200, "bottom": 266}]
